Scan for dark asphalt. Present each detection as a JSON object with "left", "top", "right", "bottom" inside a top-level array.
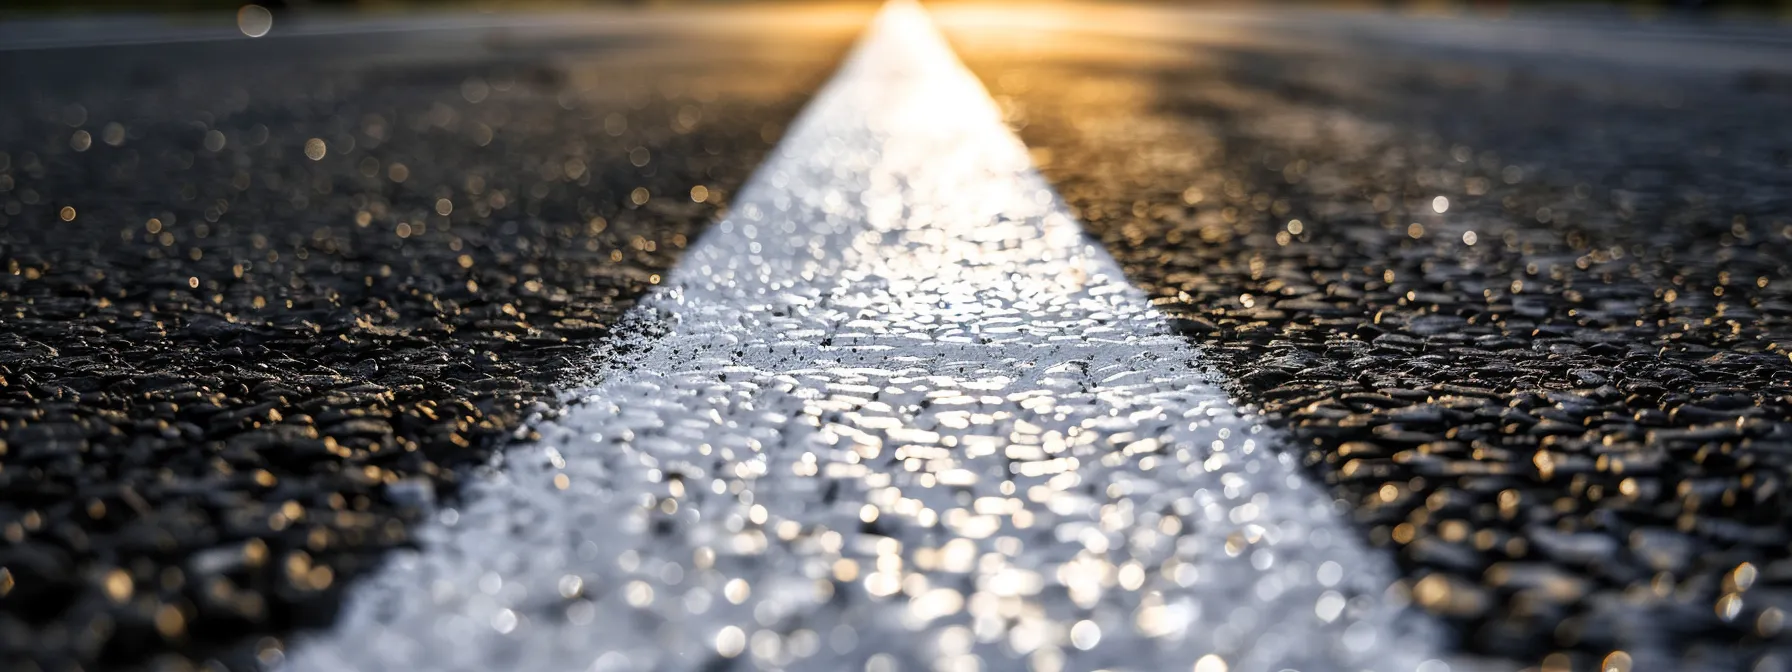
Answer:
[
  {"left": 943, "top": 4, "right": 1792, "bottom": 670},
  {"left": 2, "top": 2, "right": 1791, "bottom": 671},
  {"left": 0, "top": 8, "right": 863, "bottom": 669}
]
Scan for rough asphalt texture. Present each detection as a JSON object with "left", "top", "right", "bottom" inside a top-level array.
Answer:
[
  {"left": 4, "top": 3, "right": 1792, "bottom": 671},
  {"left": 945, "top": 9, "right": 1792, "bottom": 670},
  {"left": 292, "top": 6, "right": 1440, "bottom": 670},
  {"left": 0, "top": 15, "right": 856, "bottom": 670}
]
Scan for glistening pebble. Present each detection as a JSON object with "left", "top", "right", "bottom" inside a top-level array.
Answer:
[
  {"left": 949, "top": 11, "right": 1792, "bottom": 670},
  {"left": 0, "top": 16, "right": 857, "bottom": 670}
]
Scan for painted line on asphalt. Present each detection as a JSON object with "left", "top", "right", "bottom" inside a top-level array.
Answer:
[{"left": 289, "top": 2, "right": 1446, "bottom": 670}]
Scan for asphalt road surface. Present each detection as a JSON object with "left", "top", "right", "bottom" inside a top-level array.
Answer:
[{"left": 2, "top": 2, "right": 1790, "bottom": 671}]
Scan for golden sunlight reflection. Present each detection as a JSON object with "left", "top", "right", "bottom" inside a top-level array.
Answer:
[{"left": 292, "top": 3, "right": 1440, "bottom": 671}]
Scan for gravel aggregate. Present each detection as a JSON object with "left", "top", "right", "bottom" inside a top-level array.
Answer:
[
  {"left": 292, "top": 7, "right": 1441, "bottom": 670},
  {"left": 7, "top": 4, "right": 1792, "bottom": 670},
  {"left": 0, "top": 19, "right": 854, "bottom": 670},
  {"left": 949, "top": 10, "right": 1792, "bottom": 670}
]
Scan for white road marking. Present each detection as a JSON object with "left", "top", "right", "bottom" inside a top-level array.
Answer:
[{"left": 289, "top": 2, "right": 1444, "bottom": 670}]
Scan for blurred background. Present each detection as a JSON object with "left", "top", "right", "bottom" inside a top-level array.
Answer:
[{"left": 2, "top": 0, "right": 1789, "bottom": 14}]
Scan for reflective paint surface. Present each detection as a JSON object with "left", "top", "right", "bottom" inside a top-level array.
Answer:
[{"left": 291, "top": 3, "right": 1442, "bottom": 670}]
